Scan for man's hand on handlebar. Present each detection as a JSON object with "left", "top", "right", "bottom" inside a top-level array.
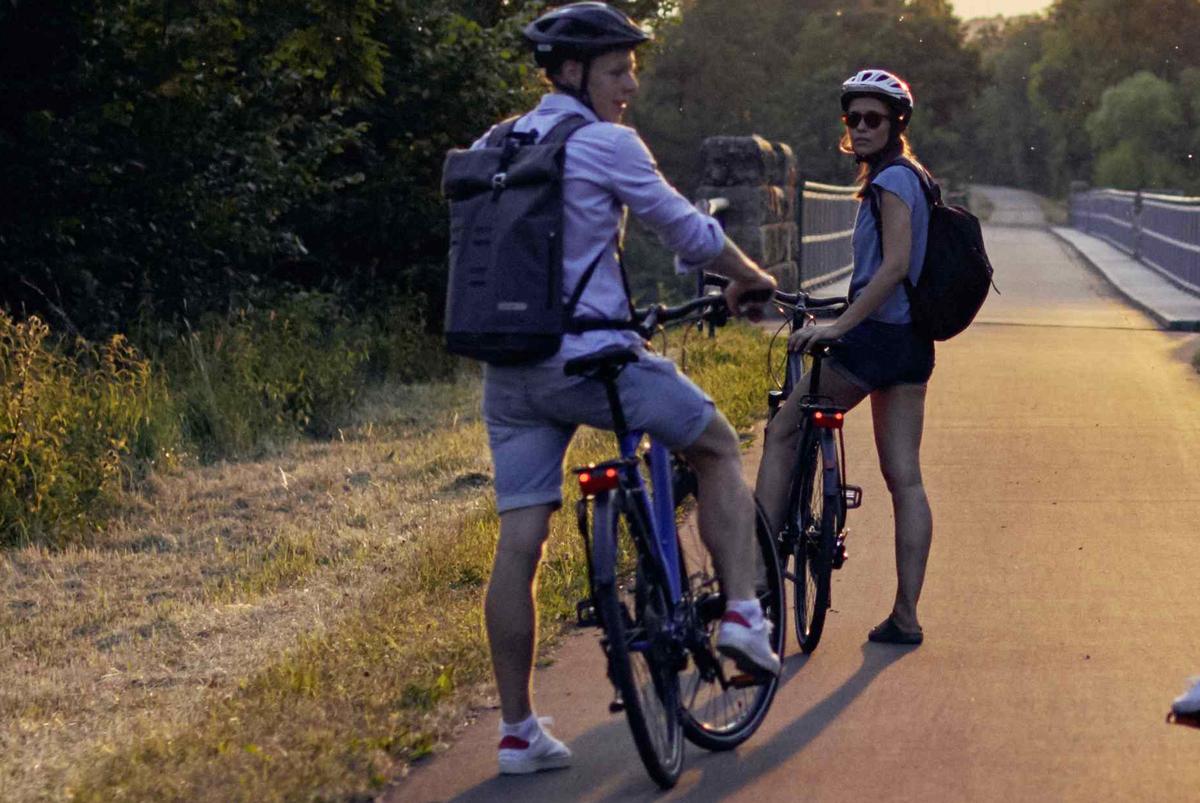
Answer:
[{"left": 724, "top": 270, "right": 778, "bottom": 322}]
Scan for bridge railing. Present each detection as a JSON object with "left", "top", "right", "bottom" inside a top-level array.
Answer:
[
  {"left": 1070, "top": 188, "right": 1200, "bottom": 295},
  {"left": 797, "top": 180, "right": 859, "bottom": 290}
]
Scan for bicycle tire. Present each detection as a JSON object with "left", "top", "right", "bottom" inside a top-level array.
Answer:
[
  {"left": 593, "top": 491, "right": 685, "bottom": 789},
  {"left": 678, "top": 500, "right": 784, "bottom": 751},
  {"left": 790, "top": 426, "right": 839, "bottom": 654}
]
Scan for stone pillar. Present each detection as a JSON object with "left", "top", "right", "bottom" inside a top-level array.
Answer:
[{"left": 694, "top": 135, "right": 799, "bottom": 290}]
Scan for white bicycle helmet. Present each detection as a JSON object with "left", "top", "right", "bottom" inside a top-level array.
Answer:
[{"left": 840, "top": 69, "right": 914, "bottom": 125}]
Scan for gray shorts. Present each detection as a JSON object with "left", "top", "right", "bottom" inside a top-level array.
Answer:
[{"left": 482, "top": 350, "right": 715, "bottom": 513}]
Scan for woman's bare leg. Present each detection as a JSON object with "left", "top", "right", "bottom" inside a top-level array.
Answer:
[
  {"left": 754, "top": 367, "right": 865, "bottom": 535},
  {"left": 869, "top": 383, "right": 932, "bottom": 632}
]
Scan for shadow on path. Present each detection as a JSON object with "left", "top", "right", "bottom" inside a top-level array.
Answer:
[{"left": 445, "top": 643, "right": 913, "bottom": 802}]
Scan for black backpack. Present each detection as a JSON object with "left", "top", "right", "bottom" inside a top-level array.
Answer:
[
  {"left": 441, "top": 114, "right": 634, "bottom": 365},
  {"left": 869, "top": 159, "right": 995, "bottom": 341}
]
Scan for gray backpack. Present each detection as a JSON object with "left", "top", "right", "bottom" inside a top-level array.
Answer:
[{"left": 441, "top": 114, "right": 634, "bottom": 365}]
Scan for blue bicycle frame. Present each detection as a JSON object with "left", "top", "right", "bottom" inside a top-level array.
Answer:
[{"left": 588, "top": 431, "right": 683, "bottom": 609}]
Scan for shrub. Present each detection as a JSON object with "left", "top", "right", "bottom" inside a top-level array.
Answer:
[
  {"left": 162, "top": 291, "right": 457, "bottom": 460},
  {"left": 0, "top": 312, "right": 178, "bottom": 546}
]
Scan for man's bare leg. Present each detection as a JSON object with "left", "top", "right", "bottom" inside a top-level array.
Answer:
[{"left": 485, "top": 504, "right": 553, "bottom": 724}]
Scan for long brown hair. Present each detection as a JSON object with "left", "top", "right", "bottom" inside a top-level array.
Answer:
[{"left": 839, "top": 129, "right": 926, "bottom": 199}]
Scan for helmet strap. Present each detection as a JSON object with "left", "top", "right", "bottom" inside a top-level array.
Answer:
[{"left": 550, "top": 58, "right": 597, "bottom": 113}]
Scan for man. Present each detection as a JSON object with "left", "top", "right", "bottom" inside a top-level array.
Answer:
[{"left": 473, "top": 2, "right": 780, "bottom": 775}]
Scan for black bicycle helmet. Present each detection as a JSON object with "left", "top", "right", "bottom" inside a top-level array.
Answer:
[{"left": 524, "top": 2, "right": 651, "bottom": 68}]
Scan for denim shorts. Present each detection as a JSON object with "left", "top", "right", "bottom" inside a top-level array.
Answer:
[
  {"left": 827, "top": 318, "right": 935, "bottom": 392},
  {"left": 482, "top": 350, "right": 715, "bottom": 513}
]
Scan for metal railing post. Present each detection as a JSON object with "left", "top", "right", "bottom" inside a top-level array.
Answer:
[{"left": 1132, "top": 189, "right": 1143, "bottom": 261}]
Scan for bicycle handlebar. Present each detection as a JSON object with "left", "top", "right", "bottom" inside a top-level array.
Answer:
[
  {"left": 701, "top": 272, "right": 848, "bottom": 312},
  {"left": 633, "top": 293, "right": 729, "bottom": 336}
]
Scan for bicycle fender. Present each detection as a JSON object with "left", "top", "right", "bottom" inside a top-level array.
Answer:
[
  {"left": 591, "top": 490, "right": 619, "bottom": 587},
  {"left": 820, "top": 431, "right": 840, "bottom": 497}
]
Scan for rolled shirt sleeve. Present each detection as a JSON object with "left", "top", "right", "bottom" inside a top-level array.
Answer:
[{"left": 606, "top": 127, "right": 725, "bottom": 274}]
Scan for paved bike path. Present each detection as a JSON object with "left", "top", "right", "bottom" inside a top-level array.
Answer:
[{"left": 394, "top": 187, "right": 1200, "bottom": 802}]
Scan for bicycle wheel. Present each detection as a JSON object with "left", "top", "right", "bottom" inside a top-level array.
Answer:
[
  {"left": 592, "top": 491, "right": 684, "bottom": 789},
  {"left": 677, "top": 500, "right": 784, "bottom": 751},
  {"left": 789, "top": 426, "right": 839, "bottom": 654}
]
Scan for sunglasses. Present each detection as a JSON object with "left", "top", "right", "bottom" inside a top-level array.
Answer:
[{"left": 841, "top": 110, "right": 890, "bottom": 130}]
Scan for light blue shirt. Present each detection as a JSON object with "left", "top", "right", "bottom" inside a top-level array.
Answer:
[
  {"left": 472, "top": 93, "right": 725, "bottom": 363},
  {"left": 849, "top": 164, "right": 929, "bottom": 324}
]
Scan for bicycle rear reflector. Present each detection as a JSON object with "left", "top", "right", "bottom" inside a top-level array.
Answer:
[
  {"left": 577, "top": 465, "right": 620, "bottom": 496},
  {"left": 812, "top": 410, "right": 845, "bottom": 429}
]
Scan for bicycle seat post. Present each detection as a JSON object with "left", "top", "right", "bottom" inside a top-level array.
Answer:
[
  {"left": 808, "top": 345, "right": 826, "bottom": 398},
  {"left": 597, "top": 367, "right": 630, "bottom": 439}
]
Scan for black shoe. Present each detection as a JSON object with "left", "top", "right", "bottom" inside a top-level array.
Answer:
[{"left": 867, "top": 616, "right": 923, "bottom": 645}]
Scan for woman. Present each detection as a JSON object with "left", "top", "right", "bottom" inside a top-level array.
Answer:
[{"left": 755, "top": 69, "right": 934, "bottom": 645}]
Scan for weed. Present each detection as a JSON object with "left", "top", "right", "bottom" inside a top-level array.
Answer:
[{"left": 0, "top": 312, "right": 179, "bottom": 546}]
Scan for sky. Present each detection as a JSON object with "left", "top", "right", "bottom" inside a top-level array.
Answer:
[{"left": 949, "top": 0, "right": 1052, "bottom": 19}]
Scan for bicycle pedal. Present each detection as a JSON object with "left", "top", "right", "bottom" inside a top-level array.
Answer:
[
  {"left": 695, "top": 592, "right": 725, "bottom": 624},
  {"left": 843, "top": 484, "right": 863, "bottom": 509},
  {"left": 576, "top": 598, "right": 599, "bottom": 628}
]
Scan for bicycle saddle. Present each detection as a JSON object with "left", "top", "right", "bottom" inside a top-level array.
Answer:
[{"left": 563, "top": 345, "right": 639, "bottom": 377}]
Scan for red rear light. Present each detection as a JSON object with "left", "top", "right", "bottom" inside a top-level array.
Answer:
[
  {"left": 578, "top": 465, "right": 620, "bottom": 496},
  {"left": 812, "top": 410, "right": 845, "bottom": 429}
]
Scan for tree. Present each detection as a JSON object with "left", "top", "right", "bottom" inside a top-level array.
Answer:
[
  {"left": 1086, "top": 71, "right": 1189, "bottom": 190},
  {"left": 1029, "top": 0, "right": 1200, "bottom": 190},
  {"left": 964, "top": 14, "right": 1054, "bottom": 191},
  {"left": 633, "top": 0, "right": 980, "bottom": 190}
]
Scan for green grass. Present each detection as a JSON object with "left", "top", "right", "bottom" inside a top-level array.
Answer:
[
  {"left": 65, "top": 322, "right": 774, "bottom": 802},
  {"left": 1, "top": 293, "right": 459, "bottom": 548}
]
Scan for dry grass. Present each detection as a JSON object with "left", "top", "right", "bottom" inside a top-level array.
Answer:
[
  {"left": 0, "top": 324, "right": 773, "bottom": 802},
  {"left": 1038, "top": 195, "right": 1069, "bottom": 226},
  {"left": 967, "top": 186, "right": 996, "bottom": 221}
]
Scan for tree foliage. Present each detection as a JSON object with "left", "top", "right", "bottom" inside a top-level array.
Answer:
[
  {"left": 0, "top": 0, "right": 553, "bottom": 338},
  {"left": 1085, "top": 71, "right": 1179, "bottom": 190},
  {"left": 1027, "top": 0, "right": 1200, "bottom": 190},
  {"left": 634, "top": 0, "right": 981, "bottom": 190},
  {"left": 4, "top": 0, "right": 1200, "bottom": 352}
]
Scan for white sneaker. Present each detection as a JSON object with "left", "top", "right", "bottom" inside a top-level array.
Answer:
[
  {"left": 497, "top": 717, "right": 572, "bottom": 775},
  {"left": 1172, "top": 677, "right": 1200, "bottom": 716},
  {"left": 716, "top": 611, "right": 781, "bottom": 678}
]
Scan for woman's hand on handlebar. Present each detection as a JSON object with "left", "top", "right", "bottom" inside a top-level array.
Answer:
[
  {"left": 787, "top": 320, "right": 845, "bottom": 353},
  {"left": 724, "top": 270, "right": 777, "bottom": 321}
]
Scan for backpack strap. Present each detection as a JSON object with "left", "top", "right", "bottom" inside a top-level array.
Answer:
[
  {"left": 867, "top": 159, "right": 937, "bottom": 297},
  {"left": 485, "top": 116, "right": 521, "bottom": 147},
  {"left": 880, "top": 157, "right": 942, "bottom": 206},
  {"left": 544, "top": 114, "right": 639, "bottom": 333},
  {"left": 542, "top": 113, "right": 594, "bottom": 145},
  {"left": 562, "top": 238, "right": 640, "bottom": 333}
]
